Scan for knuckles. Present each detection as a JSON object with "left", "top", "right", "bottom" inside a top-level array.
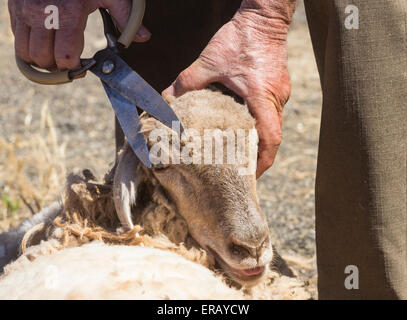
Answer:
[
  {"left": 15, "top": 45, "right": 31, "bottom": 63},
  {"left": 9, "top": 0, "right": 88, "bottom": 70},
  {"left": 12, "top": 0, "right": 88, "bottom": 27}
]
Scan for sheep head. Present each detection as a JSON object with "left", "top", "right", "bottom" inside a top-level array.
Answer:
[{"left": 113, "top": 89, "right": 273, "bottom": 286}]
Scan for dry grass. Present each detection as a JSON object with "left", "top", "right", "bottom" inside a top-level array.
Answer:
[{"left": 0, "top": 101, "right": 66, "bottom": 232}]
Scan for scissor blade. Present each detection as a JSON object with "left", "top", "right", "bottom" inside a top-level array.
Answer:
[
  {"left": 91, "top": 50, "right": 183, "bottom": 133},
  {"left": 102, "top": 83, "right": 151, "bottom": 167}
]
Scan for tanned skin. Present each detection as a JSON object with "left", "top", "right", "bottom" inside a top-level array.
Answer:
[
  {"left": 163, "top": 0, "right": 298, "bottom": 177},
  {"left": 8, "top": 0, "right": 297, "bottom": 177}
]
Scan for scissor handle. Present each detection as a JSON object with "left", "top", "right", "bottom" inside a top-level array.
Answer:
[{"left": 15, "top": 0, "right": 145, "bottom": 85}]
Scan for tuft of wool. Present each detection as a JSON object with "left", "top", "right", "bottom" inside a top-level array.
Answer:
[
  {"left": 0, "top": 242, "right": 243, "bottom": 300},
  {"left": 19, "top": 171, "right": 215, "bottom": 270}
]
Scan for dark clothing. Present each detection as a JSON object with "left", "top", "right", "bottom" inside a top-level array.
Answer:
[
  {"left": 305, "top": 0, "right": 407, "bottom": 299},
  {"left": 122, "top": 0, "right": 242, "bottom": 92}
]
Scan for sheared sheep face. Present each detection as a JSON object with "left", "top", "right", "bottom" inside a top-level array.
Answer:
[
  {"left": 150, "top": 163, "right": 273, "bottom": 286},
  {"left": 113, "top": 90, "right": 274, "bottom": 286}
]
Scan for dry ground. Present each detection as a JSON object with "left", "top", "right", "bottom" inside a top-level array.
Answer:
[{"left": 0, "top": 1, "right": 321, "bottom": 295}]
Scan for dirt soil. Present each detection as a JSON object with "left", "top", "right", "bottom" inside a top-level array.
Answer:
[{"left": 0, "top": 1, "right": 321, "bottom": 296}]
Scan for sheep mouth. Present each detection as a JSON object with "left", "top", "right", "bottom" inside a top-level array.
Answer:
[{"left": 207, "top": 246, "right": 265, "bottom": 282}]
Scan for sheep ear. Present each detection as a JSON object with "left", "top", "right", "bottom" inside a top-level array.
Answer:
[{"left": 113, "top": 143, "right": 144, "bottom": 231}]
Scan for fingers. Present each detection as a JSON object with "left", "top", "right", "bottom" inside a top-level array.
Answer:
[
  {"left": 54, "top": 22, "right": 85, "bottom": 70},
  {"left": 255, "top": 122, "right": 282, "bottom": 178},
  {"left": 29, "top": 28, "right": 55, "bottom": 69},
  {"left": 163, "top": 61, "right": 219, "bottom": 98},
  {"left": 11, "top": 0, "right": 149, "bottom": 73},
  {"left": 246, "top": 96, "right": 283, "bottom": 179},
  {"left": 256, "top": 141, "right": 280, "bottom": 179},
  {"left": 102, "top": 0, "right": 151, "bottom": 42},
  {"left": 11, "top": 0, "right": 89, "bottom": 71},
  {"left": 17, "top": 22, "right": 84, "bottom": 71},
  {"left": 102, "top": 0, "right": 131, "bottom": 29},
  {"left": 134, "top": 25, "right": 151, "bottom": 42},
  {"left": 255, "top": 117, "right": 281, "bottom": 179},
  {"left": 14, "top": 19, "right": 31, "bottom": 63}
]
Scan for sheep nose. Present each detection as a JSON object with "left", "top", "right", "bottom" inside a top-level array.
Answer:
[{"left": 228, "top": 236, "right": 269, "bottom": 261}]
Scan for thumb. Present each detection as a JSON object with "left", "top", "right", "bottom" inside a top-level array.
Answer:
[
  {"left": 163, "top": 60, "right": 219, "bottom": 98},
  {"left": 101, "top": 0, "right": 151, "bottom": 43}
]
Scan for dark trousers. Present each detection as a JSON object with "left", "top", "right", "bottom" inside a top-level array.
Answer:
[
  {"left": 125, "top": 0, "right": 407, "bottom": 299},
  {"left": 305, "top": 0, "right": 407, "bottom": 299}
]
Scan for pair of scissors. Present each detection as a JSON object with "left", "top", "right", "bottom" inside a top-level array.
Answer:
[{"left": 15, "top": 0, "right": 183, "bottom": 168}]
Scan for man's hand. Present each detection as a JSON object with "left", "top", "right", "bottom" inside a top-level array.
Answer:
[
  {"left": 163, "top": 1, "right": 296, "bottom": 178},
  {"left": 8, "top": 0, "right": 151, "bottom": 71}
]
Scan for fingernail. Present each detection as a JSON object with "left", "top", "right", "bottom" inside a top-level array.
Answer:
[{"left": 136, "top": 27, "right": 151, "bottom": 39}]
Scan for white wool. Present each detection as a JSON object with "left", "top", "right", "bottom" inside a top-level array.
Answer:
[
  {"left": 0, "top": 240, "right": 311, "bottom": 300},
  {"left": 0, "top": 242, "right": 244, "bottom": 300}
]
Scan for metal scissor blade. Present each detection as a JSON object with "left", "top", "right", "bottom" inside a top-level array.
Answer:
[
  {"left": 102, "top": 83, "right": 151, "bottom": 167},
  {"left": 91, "top": 49, "right": 184, "bottom": 133}
]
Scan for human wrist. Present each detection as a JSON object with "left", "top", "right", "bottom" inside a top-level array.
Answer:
[
  {"left": 237, "top": 0, "right": 297, "bottom": 41},
  {"left": 240, "top": 0, "right": 297, "bottom": 22}
]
